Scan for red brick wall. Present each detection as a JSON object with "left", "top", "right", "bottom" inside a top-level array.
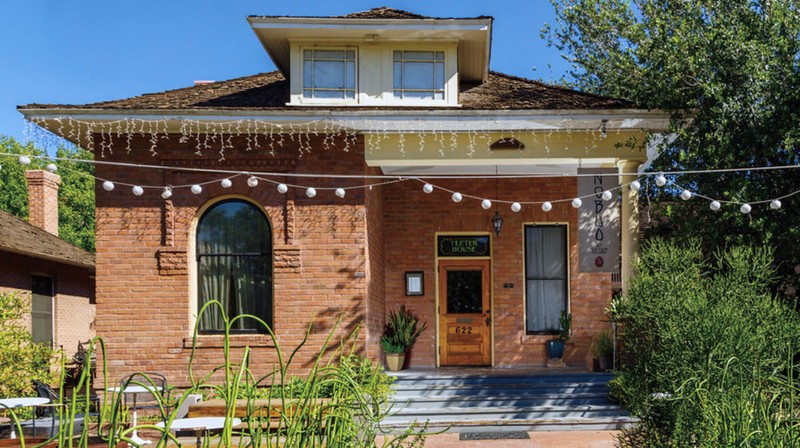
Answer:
[
  {"left": 382, "top": 177, "right": 613, "bottom": 368},
  {"left": 93, "top": 135, "right": 376, "bottom": 387},
  {"left": 0, "top": 250, "right": 95, "bottom": 358}
]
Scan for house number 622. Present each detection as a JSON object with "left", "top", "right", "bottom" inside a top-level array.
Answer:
[{"left": 455, "top": 326, "right": 472, "bottom": 334}]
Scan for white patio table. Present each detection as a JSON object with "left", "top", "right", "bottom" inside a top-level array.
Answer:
[
  {"left": 156, "top": 416, "right": 242, "bottom": 448},
  {"left": 0, "top": 397, "right": 50, "bottom": 439},
  {"left": 106, "top": 385, "right": 162, "bottom": 445}
]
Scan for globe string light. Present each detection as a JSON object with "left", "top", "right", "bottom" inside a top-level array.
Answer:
[{"left": 1, "top": 152, "right": 798, "bottom": 214}]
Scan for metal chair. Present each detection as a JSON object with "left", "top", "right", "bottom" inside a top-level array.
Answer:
[{"left": 117, "top": 372, "right": 170, "bottom": 443}]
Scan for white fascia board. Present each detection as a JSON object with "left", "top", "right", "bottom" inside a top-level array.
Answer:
[
  {"left": 21, "top": 108, "right": 672, "bottom": 133},
  {"left": 248, "top": 17, "right": 492, "bottom": 32}
]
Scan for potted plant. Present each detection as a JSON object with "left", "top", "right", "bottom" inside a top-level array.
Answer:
[
  {"left": 546, "top": 310, "right": 572, "bottom": 360},
  {"left": 592, "top": 330, "right": 614, "bottom": 371},
  {"left": 381, "top": 305, "right": 427, "bottom": 371}
]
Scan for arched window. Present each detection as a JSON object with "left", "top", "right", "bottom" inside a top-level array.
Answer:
[{"left": 196, "top": 199, "right": 272, "bottom": 333}]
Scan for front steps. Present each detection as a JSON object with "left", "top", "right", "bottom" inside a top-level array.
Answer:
[{"left": 381, "top": 370, "right": 635, "bottom": 433}]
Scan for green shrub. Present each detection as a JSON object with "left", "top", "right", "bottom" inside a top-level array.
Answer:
[
  {"left": 382, "top": 305, "right": 427, "bottom": 353},
  {"left": 0, "top": 291, "right": 57, "bottom": 398},
  {"left": 591, "top": 330, "right": 613, "bottom": 358},
  {"left": 612, "top": 239, "right": 800, "bottom": 447}
]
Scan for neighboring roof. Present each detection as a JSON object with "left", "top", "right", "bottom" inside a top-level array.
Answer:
[
  {"left": 0, "top": 209, "right": 95, "bottom": 270},
  {"left": 19, "top": 71, "right": 634, "bottom": 112}
]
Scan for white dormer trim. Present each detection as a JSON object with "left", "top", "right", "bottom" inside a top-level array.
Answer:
[{"left": 288, "top": 41, "right": 459, "bottom": 107}]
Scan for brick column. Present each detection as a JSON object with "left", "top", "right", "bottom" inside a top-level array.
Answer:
[{"left": 25, "top": 170, "right": 61, "bottom": 236}]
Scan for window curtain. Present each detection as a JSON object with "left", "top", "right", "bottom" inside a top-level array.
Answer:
[
  {"left": 197, "top": 201, "right": 272, "bottom": 332},
  {"left": 525, "top": 226, "right": 566, "bottom": 332}
]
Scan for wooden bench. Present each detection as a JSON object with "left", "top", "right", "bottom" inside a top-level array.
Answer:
[{"left": 187, "top": 398, "right": 330, "bottom": 429}]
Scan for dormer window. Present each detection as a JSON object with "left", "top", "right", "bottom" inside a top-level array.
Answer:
[
  {"left": 393, "top": 51, "right": 445, "bottom": 100},
  {"left": 302, "top": 49, "right": 356, "bottom": 100}
]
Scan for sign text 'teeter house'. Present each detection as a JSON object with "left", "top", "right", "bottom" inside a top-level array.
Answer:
[{"left": 578, "top": 168, "right": 620, "bottom": 273}]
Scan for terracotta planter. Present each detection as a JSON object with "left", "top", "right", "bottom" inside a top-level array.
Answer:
[{"left": 385, "top": 353, "right": 406, "bottom": 371}]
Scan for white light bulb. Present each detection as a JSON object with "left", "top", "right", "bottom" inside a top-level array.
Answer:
[
  {"left": 481, "top": 199, "right": 492, "bottom": 210},
  {"left": 277, "top": 183, "right": 288, "bottom": 194},
  {"left": 630, "top": 180, "right": 641, "bottom": 191},
  {"left": 191, "top": 184, "right": 202, "bottom": 194},
  {"left": 770, "top": 200, "right": 782, "bottom": 210},
  {"left": 601, "top": 190, "right": 613, "bottom": 201},
  {"left": 247, "top": 176, "right": 259, "bottom": 187},
  {"left": 335, "top": 188, "right": 346, "bottom": 198},
  {"left": 161, "top": 188, "right": 173, "bottom": 200},
  {"left": 680, "top": 190, "right": 693, "bottom": 200},
  {"left": 710, "top": 200, "right": 721, "bottom": 211},
  {"left": 511, "top": 202, "right": 522, "bottom": 213},
  {"left": 220, "top": 178, "right": 232, "bottom": 188},
  {"left": 422, "top": 183, "right": 434, "bottom": 194},
  {"left": 571, "top": 198, "right": 582, "bottom": 208},
  {"left": 452, "top": 192, "right": 463, "bottom": 203},
  {"left": 102, "top": 181, "right": 115, "bottom": 191},
  {"left": 306, "top": 187, "right": 317, "bottom": 198},
  {"left": 18, "top": 155, "right": 31, "bottom": 165},
  {"left": 542, "top": 202, "right": 552, "bottom": 212},
  {"left": 655, "top": 174, "right": 667, "bottom": 187},
  {"left": 46, "top": 163, "right": 58, "bottom": 173},
  {"left": 132, "top": 186, "right": 144, "bottom": 196},
  {"left": 740, "top": 203, "right": 752, "bottom": 214}
]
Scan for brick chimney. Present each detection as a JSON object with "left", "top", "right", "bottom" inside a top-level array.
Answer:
[{"left": 25, "top": 170, "right": 61, "bottom": 236}]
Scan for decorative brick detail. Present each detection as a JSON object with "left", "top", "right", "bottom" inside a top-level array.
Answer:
[
  {"left": 274, "top": 244, "right": 301, "bottom": 270},
  {"left": 157, "top": 246, "right": 188, "bottom": 275}
]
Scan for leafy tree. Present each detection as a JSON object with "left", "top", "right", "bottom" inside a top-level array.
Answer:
[
  {"left": 0, "top": 135, "right": 95, "bottom": 252},
  {"left": 0, "top": 291, "right": 57, "bottom": 397},
  {"left": 543, "top": 0, "right": 800, "bottom": 292}
]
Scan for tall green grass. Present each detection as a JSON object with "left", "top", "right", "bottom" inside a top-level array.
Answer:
[{"left": 4, "top": 300, "right": 428, "bottom": 447}]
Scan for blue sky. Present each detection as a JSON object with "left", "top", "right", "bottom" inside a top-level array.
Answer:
[{"left": 0, "top": 1, "right": 571, "bottom": 144}]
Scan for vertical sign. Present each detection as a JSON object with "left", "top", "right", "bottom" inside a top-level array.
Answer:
[{"left": 577, "top": 168, "right": 620, "bottom": 273}]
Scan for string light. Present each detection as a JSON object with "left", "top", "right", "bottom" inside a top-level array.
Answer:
[
  {"left": 46, "top": 163, "right": 57, "bottom": 173},
  {"left": 247, "top": 176, "right": 259, "bottom": 187},
  {"left": 3, "top": 151, "right": 797, "bottom": 217},
  {"left": 161, "top": 187, "right": 173, "bottom": 200}
]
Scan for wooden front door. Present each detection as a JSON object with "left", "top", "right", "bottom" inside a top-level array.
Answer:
[{"left": 438, "top": 259, "right": 491, "bottom": 366}]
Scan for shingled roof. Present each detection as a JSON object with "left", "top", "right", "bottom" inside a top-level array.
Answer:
[
  {"left": 247, "top": 7, "right": 490, "bottom": 21},
  {"left": 0, "top": 209, "right": 94, "bottom": 270},
  {"left": 20, "top": 71, "right": 634, "bottom": 111}
]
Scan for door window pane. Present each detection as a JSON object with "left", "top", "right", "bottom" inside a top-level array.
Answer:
[
  {"left": 447, "top": 270, "right": 483, "bottom": 314},
  {"left": 525, "top": 225, "right": 568, "bottom": 333}
]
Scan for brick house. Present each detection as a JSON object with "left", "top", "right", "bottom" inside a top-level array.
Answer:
[
  {"left": 19, "top": 8, "right": 668, "bottom": 386},
  {"left": 0, "top": 170, "right": 95, "bottom": 358}
]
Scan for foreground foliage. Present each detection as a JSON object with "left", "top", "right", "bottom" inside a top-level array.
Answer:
[
  {"left": 0, "top": 291, "right": 56, "bottom": 398},
  {"left": 611, "top": 240, "right": 800, "bottom": 447},
  {"left": 4, "top": 301, "right": 426, "bottom": 447}
]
